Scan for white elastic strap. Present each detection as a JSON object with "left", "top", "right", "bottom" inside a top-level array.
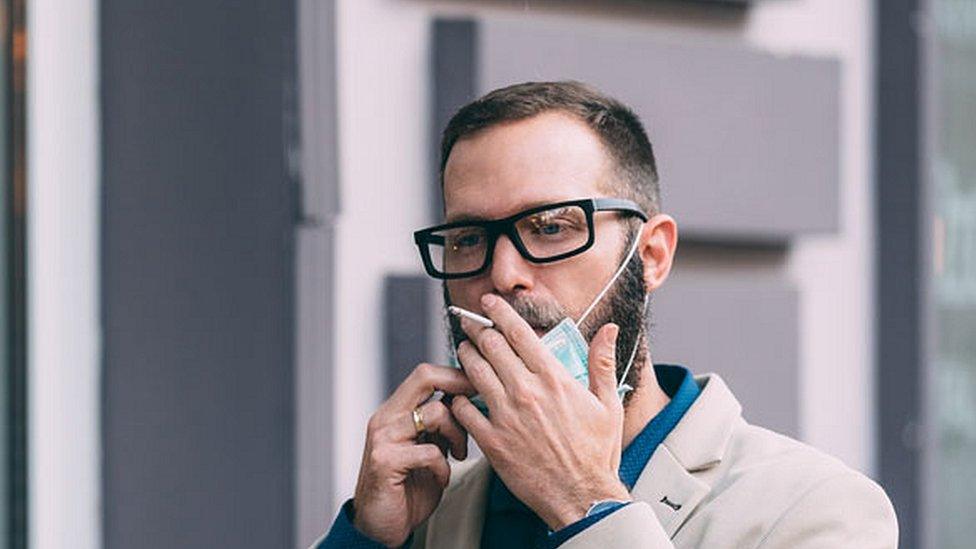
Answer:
[
  {"left": 576, "top": 227, "right": 644, "bottom": 329},
  {"left": 616, "top": 292, "right": 650, "bottom": 392}
]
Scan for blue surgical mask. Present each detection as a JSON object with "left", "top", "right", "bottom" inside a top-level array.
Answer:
[{"left": 450, "top": 228, "right": 646, "bottom": 415}]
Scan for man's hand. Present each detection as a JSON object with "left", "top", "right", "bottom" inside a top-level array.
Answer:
[
  {"left": 352, "top": 364, "right": 475, "bottom": 547},
  {"left": 450, "top": 293, "right": 632, "bottom": 531}
]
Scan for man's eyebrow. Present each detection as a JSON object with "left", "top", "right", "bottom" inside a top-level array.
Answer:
[
  {"left": 444, "top": 213, "right": 486, "bottom": 224},
  {"left": 445, "top": 199, "right": 570, "bottom": 224}
]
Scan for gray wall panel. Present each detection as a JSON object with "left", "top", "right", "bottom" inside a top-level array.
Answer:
[
  {"left": 385, "top": 276, "right": 433, "bottom": 396},
  {"left": 431, "top": 19, "right": 478, "bottom": 216},
  {"left": 101, "top": 2, "right": 296, "bottom": 548},
  {"left": 652, "top": 275, "right": 799, "bottom": 436},
  {"left": 433, "top": 17, "right": 840, "bottom": 242}
]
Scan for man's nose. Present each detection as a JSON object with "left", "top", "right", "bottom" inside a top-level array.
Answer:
[{"left": 488, "top": 234, "right": 534, "bottom": 294}]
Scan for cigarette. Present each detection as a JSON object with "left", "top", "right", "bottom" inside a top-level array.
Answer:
[{"left": 447, "top": 305, "right": 494, "bottom": 328}]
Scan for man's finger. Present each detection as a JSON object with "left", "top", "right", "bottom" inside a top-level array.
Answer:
[
  {"left": 397, "top": 400, "right": 468, "bottom": 460},
  {"left": 587, "top": 323, "right": 620, "bottom": 406},
  {"left": 463, "top": 319, "right": 530, "bottom": 389},
  {"left": 388, "top": 363, "right": 476, "bottom": 411},
  {"left": 478, "top": 293, "right": 552, "bottom": 374},
  {"left": 456, "top": 340, "right": 505, "bottom": 405},
  {"left": 450, "top": 395, "right": 493, "bottom": 444},
  {"left": 395, "top": 444, "right": 452, "bottom": 488}
]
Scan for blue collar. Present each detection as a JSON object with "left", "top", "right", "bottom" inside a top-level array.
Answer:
[
  {"left": 486, "top": 364, "right": 700, "bottom": 513},
  {"left": 617, "top": 364, "right": 699, "bottom": 488}
]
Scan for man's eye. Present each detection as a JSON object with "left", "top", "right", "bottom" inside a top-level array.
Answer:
[
  {"left": 452, "top": 233, "right": 482, "bottom": 248},
  {"left": 538, "top": 223, "right": 563, "bottom": 235},
  {"left": 531, "top": 218, "right": 579, "bottom": 236}
]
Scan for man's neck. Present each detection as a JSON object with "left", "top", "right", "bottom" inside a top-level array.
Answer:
[{"left": 621, "top": 359, "right": 671, "bottom": 449}]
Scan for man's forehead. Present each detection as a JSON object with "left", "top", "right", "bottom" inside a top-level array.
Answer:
[{"left": 442, "top": 112, "right": 613, "bottom": 222}]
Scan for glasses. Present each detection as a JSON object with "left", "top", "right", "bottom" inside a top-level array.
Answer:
[{"left": 413, "top": 198, "right": 648, "bottom": 279}]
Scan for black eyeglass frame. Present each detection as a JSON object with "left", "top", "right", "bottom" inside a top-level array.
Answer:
[{"left": 413, "top": 197, "right": 648, "bottom": 279}]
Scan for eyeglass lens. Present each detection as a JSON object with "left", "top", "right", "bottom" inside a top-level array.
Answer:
[{"left": 426, "top": 204, "right": 590, "bottom": 275}]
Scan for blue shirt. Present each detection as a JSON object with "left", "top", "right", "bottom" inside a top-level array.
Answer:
[{"left": 317, "top": 365, "right": 699, "bottom": 549}]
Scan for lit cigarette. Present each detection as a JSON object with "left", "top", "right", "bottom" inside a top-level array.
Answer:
[{"left": 448, "top": 305, "right": 494, "bottom": 328}]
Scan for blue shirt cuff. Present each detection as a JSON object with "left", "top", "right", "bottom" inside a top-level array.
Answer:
[
  {"left": 316, "top": 499, "right": 412, "bottom": 549},
  {"left": 543, "top": 502, "right": 629, "bottom": 548}
]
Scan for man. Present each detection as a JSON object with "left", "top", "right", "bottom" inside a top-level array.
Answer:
[{"left": 315, "top": 81, "right": 898, "bottom": 548}]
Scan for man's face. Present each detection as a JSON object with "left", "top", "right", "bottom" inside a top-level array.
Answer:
[{"left": 442, "top": 111, "right": 648, "bottom": 389}]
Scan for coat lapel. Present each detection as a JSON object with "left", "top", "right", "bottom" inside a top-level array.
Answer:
[
  {"left": 631, "top": 444, "right": 711, "bottom": 538},
  {"left": 630, "top": 374, "right": 742, "bottom": 538}
]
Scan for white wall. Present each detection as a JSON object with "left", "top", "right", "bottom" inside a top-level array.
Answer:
[
  {"left": 333, "top": 0, "right": 434, "bottom": 511},
  {"left": 332, "top": 0, "right": 876, "bottom": 512},
  {"left": 27, "top": 0, "right": 102, "bottom": 548}
]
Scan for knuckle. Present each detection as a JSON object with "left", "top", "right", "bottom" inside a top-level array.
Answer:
[
  {"left": 419, "top": 444, "right": 441, "bottom": 462},
  {"left": 480, "top": 330, "right": 505, "bottom": 353},
  {"left": 456, "top": 341, "right": 474, "bottom": 361},
  {"left": 414, "top": 362, "right": 435, "bottom": 379},
  {"left": 510, "top": 385, "right": 537, "bottom": 409},
  {"left": 451, "top": 397, "right": 469, "bottom": 416},
  {"left": 480, "top": 436, "right": 506, "bottom": 462},
  {"left": 508, "top": 325, "right": 531, "bottom": 348},
  {"left": 458, "top": 352, "right": 482, "bottom": 376},
  {"left": 425, "top": 401, "right": 448, "bottom": 424},
  {"left": 368, "top": 446, "right": 389, "bottom": 468},
  {"left": 366, "top": 413, "right": 382, "bottom": 434},
  {"left": 536, "top": 365, "right": 559, "bottom": 384},
  {"left": 491, "top": 406, "right": 515, "bottom": 429}
]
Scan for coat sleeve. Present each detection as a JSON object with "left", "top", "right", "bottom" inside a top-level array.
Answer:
[
  {"left": 557, "top": 502, "right": 675, "bottom": 549},
  {"left": 308, "top": 499, "right": 423, "bottom": 549},
  {"left": 756, "top": 472, "right": 898, "bottom": 549}
]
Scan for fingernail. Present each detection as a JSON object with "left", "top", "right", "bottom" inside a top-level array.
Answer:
[
  {"left": 607, "top": 323, "right": 620, "bottom": 342},
  {"left": 481, "top": 294, "right": 496, "bottom": 308}
]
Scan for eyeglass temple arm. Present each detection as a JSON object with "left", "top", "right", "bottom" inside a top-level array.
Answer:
[{"left": 591, "top": 197, "right": 648, "bottom": 221}]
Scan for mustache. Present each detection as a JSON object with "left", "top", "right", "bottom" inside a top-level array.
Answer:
[
  {"left": 501, "top": 294, "right": 567, "bottom": 332},
  {"left": 445, "top": 293, "right": 568, "bottom": 346}
]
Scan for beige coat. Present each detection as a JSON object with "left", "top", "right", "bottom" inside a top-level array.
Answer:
[{"left": 410, "top": 373, "right": 898, "bottom": 548}]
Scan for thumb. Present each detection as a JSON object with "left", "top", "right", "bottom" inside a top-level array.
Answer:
[{"left": 587, "top": 323, "right": 620, "bottom": 405}]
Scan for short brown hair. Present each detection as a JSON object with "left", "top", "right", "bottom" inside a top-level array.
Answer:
[{"left": 440, "top": 81, "right": 660, "bottom": 214}]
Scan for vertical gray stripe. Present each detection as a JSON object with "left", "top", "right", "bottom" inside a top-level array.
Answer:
[
  {"left": 431, "top": 19, "right": 478, "bottom": 219},
  {"left": 876, "top": 0, "right": 923, "bottom": 547}
]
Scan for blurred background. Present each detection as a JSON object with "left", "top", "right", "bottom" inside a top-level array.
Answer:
[{"left": 2, "top": 0, "right": 973, "bottom": 547}]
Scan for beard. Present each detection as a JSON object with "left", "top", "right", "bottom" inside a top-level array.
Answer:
[{"left": 443, "top": 228, "right": 651, "bottom": 406}]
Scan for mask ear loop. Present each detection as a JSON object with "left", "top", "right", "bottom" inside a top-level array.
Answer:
[
  {"left": 575, "top": 226, "right": 644, "bottom": 329},
  {"left": 616, "top": 292, "right": 651, "bottom": 399}
]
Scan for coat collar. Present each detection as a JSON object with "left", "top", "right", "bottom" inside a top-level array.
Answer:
[
  {"left": 423, "top": 373, "right": 742, "bottom": 546},
  {"left": 630, "top": 373, "right": 741, "bottom": 537}
]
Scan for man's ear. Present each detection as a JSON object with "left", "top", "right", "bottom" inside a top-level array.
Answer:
[{"left": 638, "top": 214, "right": 678, "bottom": 292}]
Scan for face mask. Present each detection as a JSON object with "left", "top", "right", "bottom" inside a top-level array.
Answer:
[{"left": 449, "top": 228, "right": 646, "bottom": 415}]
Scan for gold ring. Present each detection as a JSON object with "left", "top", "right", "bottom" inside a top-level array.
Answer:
[{"left": 412, "top": 407, "right": 427, "bottom": 436}]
